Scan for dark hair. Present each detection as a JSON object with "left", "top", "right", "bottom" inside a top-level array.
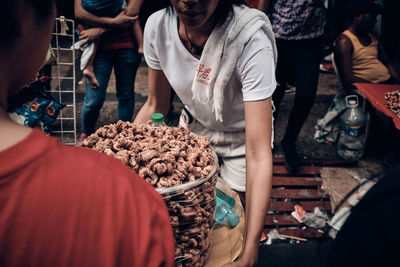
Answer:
[
  {"left": 345, "top": 0, "right": 382, "bottom": 24},
  {"left": 0, "top": 0, "right": 55, "bottom": 46},
  {"left": 165, "top": 0, "right": 245, "bottom": 25}
]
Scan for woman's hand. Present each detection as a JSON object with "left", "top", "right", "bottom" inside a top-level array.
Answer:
[
  {"left": 110, "top": 10, "right": 138, "bottom": 28},
  {"left": 78, "top": 27, "right": 106, "bottom": 46},
  {"left": 221, "top": 256, "right": 257, "bottom": 267},
  {"left": 221, "top": 243, "right": 258, "bottom": 267}
]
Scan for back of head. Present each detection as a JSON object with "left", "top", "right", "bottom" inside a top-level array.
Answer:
[
  {"left": 0, "top": 0, "right": 55, "bottom": 48},
  {"left": 0, "top": 0, "right": 56, "bottom": 101},
  {"left": 345, "top": 0, "right": 382, "bottom": 25}
]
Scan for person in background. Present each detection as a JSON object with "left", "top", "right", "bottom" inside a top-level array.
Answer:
[
  {"left": 319, "top": 0, "right": 347, "bottom": 74},
  {"left": 334, "top": 0, "right": 400, "bottom": 165},
  {"left": 74, "top": 0, "right": 142, "bottom": 142},
  {"left": 0, "top": 0, "right": 175, "bottom": 265},
  {"left": 134, "top": 0, "right": 277, "bottom": 265},
  {"left": 258, "top": 0, "right": 326, "bottom": 174},
  {"left": 334, "top": 0, "right": 400, "bottom": 89},
  {"left": 76, "top": 0, "right": 144, "bottom": 89}
]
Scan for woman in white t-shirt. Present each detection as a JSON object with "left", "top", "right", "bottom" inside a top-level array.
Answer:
[{"left": 134, "top": 0, "right": 277, "bottom": 265}]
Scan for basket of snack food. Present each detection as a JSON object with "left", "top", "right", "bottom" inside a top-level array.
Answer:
[{"left": 81, "top": 120, "right": 218, "bottom": 267}]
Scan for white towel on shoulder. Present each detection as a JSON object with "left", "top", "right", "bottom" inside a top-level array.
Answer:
[{"left": 191, "top": 5, "right": 277, "bottom": 122}]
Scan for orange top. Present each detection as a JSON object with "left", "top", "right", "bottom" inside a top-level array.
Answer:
[{"left": 342, "top": 30, "right": 390, "bottom": 83}]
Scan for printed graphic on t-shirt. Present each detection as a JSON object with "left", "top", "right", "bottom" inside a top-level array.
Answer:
[{"left": 196, "top": 64, "right": 213, "bottom": 86}]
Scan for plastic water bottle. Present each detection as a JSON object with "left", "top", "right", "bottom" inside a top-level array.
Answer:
[
  {"left": 151, "top": 113, "right": 166, "bottom": 128},
  {"left": 214, "top": 201, "right": 240, "bottom": 228},
  {"left": 337, "top": 95, "right": 367, "bottom": 160}
]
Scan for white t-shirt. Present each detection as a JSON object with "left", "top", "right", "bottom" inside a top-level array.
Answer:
[{"left": 144, "top": 8, "right": 276, "bottom": 132}]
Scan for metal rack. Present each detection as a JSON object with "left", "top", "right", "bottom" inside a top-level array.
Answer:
[{"left": 48, "top": 16, "right": 77, "bottom": 145}]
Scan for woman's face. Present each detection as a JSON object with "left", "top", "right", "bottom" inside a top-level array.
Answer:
[{"left": 171, "top": 0, "right": 219, "bottom": 28}]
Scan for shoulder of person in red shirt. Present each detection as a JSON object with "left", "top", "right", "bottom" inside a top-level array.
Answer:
[{"left": 0, "top": 129, "right": 175, "bottom": 267}]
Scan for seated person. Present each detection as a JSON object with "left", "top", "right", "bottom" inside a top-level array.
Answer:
[
  {"left": 0, "top": 0, "right": 175, "bottom": 266},
  {"left": 315, "top": 0, "right": 400, "bottom": 165},
  {"left": 334, "top": 0, "right": 400, "bottom": 91}
]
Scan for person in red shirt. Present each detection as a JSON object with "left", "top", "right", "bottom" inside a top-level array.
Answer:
[{"left": 0, "top": 1, "right": 175, "bottom": 266}]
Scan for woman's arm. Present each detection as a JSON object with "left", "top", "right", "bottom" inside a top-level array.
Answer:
[
  {"left": 224, "top": 98, "right": 273, "bottom": 267},
  {"left": 74, "top": 0, "right": 137, "bottom": 28},
  {"left": 134, "top": 68, "right": 172, "bottom": 124},
  {"left": 124, "top": 0, "right": 144, "bottom": 16}
]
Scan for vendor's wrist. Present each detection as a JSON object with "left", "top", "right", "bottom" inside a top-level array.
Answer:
[
  {"left": 244, "top": 234, "right": 263, "bottom": 247},
  {"left": 240, "top": 244, "right": 258, "bottom": 262},
  {"left": 237, "top": 252, "right": 257, "bottom": 267},
  {"left": 243, "top": 241, "right": 259, "bottom": 251}
]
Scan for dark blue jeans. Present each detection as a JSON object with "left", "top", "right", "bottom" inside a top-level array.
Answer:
[
  {"left": 81, "top": 48, "right": 141, "bottom": 135},
  {"left": 272, "top": 37, "right": 323, "bottom": 144}
]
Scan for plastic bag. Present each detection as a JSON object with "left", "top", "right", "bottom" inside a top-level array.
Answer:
[
  {"left": 7, "top": 74, "right": 65, "bottom": 133},
  {"left": 213, "top": 178, "right": 241, "bottom": 228}
]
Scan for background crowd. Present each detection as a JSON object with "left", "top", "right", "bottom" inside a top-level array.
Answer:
[
  {"left": 61, "top": 0, "right": 400, "bottom": 169},
  {"left": 1, "top": 0, "right": 400, "bottom": 266}
]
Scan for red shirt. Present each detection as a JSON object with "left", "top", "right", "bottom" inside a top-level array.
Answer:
[
  {"left": 0, "top": 129, "right": 175, "bottom": 267},
  {"left": 99, "top": 28, "right": 137, "bottom": 51}
]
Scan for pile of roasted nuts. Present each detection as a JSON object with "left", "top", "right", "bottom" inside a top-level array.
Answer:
[
  {"left": 384, "top": 90, "right": 400, "bottom": 118},
  {"left": 81, "top": 120, "right": 217, "bottom": 266},
  {"left": 165, "top": 175, "right": 216, "bottom": 267}
]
